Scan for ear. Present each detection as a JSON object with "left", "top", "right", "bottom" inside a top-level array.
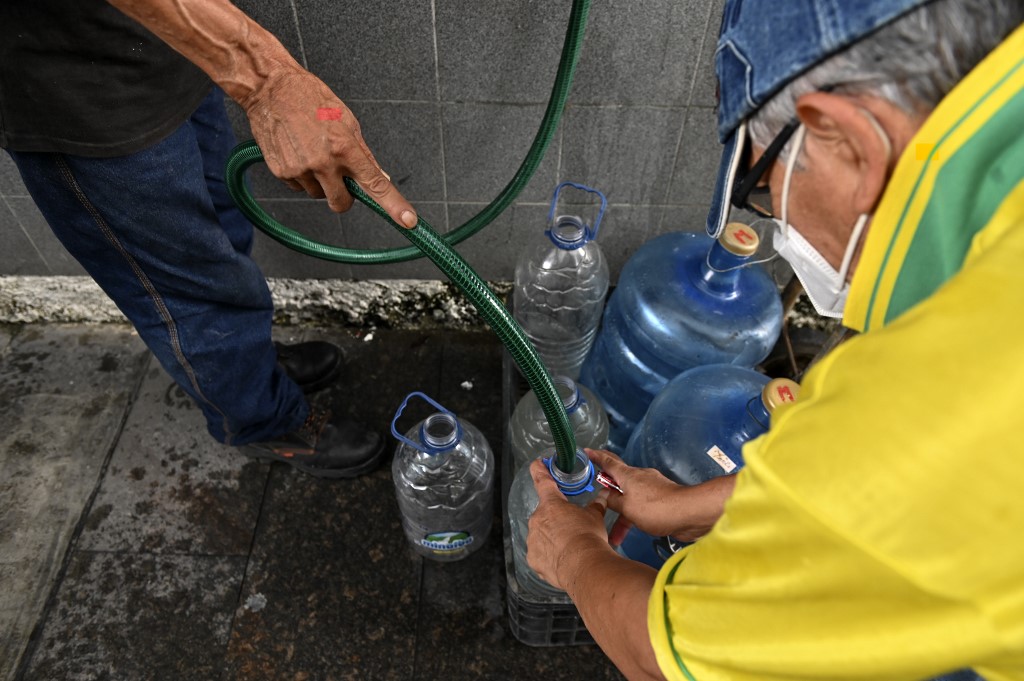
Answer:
[{"left": 795, "top": 92, "right": 891, "bottom": 215}]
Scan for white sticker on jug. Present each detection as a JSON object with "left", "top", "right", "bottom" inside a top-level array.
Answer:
[{"left": 706, "top": 445, "right": 737, "bottom": 473}]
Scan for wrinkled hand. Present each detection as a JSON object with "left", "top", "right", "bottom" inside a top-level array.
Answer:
[
  {"left": 240, "top": 67, "right": 417, "bottom": 228},
  {"left": 525, "top": 458, "right": 615, "bottom": 592},
  {"left": 587, "top": 448, "right": 734, "bottom": 544}
]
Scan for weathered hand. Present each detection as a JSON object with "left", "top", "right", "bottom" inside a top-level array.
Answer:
[
  {"left": 241, "top": 67, "right": 418, "bottom": 228},
  {"left": 525, "top": 458, "right": 615, "bottom": 591},
  {"left": 587, "top": 448, "right": 735, "bottom": 543}
]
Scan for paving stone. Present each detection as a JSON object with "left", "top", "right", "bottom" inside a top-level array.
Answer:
[
  {"left": 223, "top": 449, "right": 421, "bottom": 681},
  {"left": 76, "top": 361, "right": 269, "bottom": 556},
  {"left": 224, "top": 329, "right": 443, "bottom": 680},
  {"left": 0, "top": 326, "right": 148, "bottom": 681},
  {"left": 413, "top": 546, "right": 624, "bottom": 681},
  {"left": 22, "top": 552, "right": 245, "bottom": 681},
  {"left": 6, "top": 325, "right": 631, "bottom": 680}
]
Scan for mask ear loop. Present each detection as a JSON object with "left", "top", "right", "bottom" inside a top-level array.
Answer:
[
  {"left": 837, "top": 213, "right": 869, "bottom": 283},
  {"left": 703, "top": 217, "right": 781, "bottom": 272},
  {"left": 779, "top": 124, "right": 807, "bottom": 240}
]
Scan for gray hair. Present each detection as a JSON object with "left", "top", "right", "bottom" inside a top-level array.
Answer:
[{"left": 748, "top": 0, "right": 1024, "bottom": 155}]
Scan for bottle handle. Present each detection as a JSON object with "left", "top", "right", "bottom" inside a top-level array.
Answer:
[
  {"left": 390, "top": 391, "right": 457, "bottom": 453},
  {"left": 548, "top": 181, "right": 608, "bottom": 240}
]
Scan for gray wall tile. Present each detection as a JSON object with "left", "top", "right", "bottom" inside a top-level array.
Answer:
[
  {"left": 652, "top": 203, "right": 720, "bottom": 237},
  {"left": 0, "top": 153, "right": 28, "bottom": 196},
  {"left": 248, "top": 199, "right": 353, "bottom": 279},
  {"left": 347, "top": 102, "right": 444, "bottom": 202},
  {"left": 665, "top": 106, "right": 721, "bottom": 207},
  {"left": 232, "top": 0, "right": 306, "bottom": 65},
  {"left": 334, "top": 202, "right": 448, "bottom": 280},
  {"left": 570, "top": 0, "right": 710, "bottom": 106},
  {"left": 1, "top": 198, "right": 85, "bottom": 276},
  {"left": 435, "top": 0, "right": 566, "bottom": 103},
  {"left": 597, "top": 204, "right": 661, "bottom": 283},
  {"left": 222, "top": 100, "right": 442, "bottom": 204},
  {"left": 560, "top": 105, "right": 684, "bottom": 205},
  {"left": 1, "top": 1, "right": 723, "bottom": 285},
  {"left": 690, "top": 0, "right": 727, "bottom": 108},
  {"left": 446, "top": 201, "right": 659, "bottom": 284},
  {"left": 446, "top": 202, "right": 547, "bottom": 281},
  {"left": 442, "top": 104, "right": 558, "bottom": 203},
  {"left": 296, "top": 0, "right": 436, "bottom": 101}
]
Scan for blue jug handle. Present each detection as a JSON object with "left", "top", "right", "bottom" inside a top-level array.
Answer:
[
  {"left": 548, "top": 181, "right": 608, "bottom": 240},
  {"left": 390, "top": 391, "right": 459, "bottom": 453}
]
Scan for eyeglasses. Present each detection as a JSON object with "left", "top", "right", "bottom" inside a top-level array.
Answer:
[{"left": 730, "top": 117, "right": 800, "bottom": 219}]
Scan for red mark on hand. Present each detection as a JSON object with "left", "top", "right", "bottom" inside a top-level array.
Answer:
[{"left": 316, "top": 107, "right": 343, "bottom": 121}]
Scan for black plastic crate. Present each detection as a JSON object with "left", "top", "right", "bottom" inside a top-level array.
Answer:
[{"left": 500, "top": 349, "right": 595, "bottom": 647}]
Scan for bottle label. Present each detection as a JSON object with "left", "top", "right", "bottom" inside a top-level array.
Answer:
[
  {"left": 706, "top": 445, "right": 737, "bottom": 473},
  {"left": 419, "top": 531, "right": 474, "bottom": 554}
]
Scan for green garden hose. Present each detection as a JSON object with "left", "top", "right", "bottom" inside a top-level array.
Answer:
[
  {"left": 225, "top": 0, "right": 590, "bottom": 264},
  {"left": 225, "top": 1, "right": 591, "bottom": 473}
]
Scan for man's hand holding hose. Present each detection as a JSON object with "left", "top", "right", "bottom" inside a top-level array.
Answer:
[{"left": 107, "top": 0, "right": 418, "bottom": 229}]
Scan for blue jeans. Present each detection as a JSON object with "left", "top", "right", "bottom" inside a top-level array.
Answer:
[{"left": 7, "top": 87, "right": 307, "bottom": 445}]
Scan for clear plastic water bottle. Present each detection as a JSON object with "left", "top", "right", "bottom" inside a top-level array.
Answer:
[
  {"left": 618, "top": 366, "right": 799, "bottom": 568},
  {"left": 513, "top": 182, "right": 610, "bottom": 380},
  {"left": 391, "top": 392, "right": 494, "bottom": 562},
  {"left": 508, "top": 449, "right": 598, "bottom": 598},
  {"left": 509, "top": 375, "right": 610, "bottom": 473},
  {"left": 579, "top": 222, "right": 783, "bottom": 453}
]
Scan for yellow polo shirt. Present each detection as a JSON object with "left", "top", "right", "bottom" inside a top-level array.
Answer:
[{"left": 648, "top": 26, "right": 1024, "bottom": 681}]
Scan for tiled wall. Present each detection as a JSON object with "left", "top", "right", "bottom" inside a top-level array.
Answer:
[{"left": 0, "top": 0, "right": 726, "bottom": 282}]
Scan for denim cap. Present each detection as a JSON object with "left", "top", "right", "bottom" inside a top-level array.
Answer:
[{"left": 705, "top": 0, "right": 935, "bottom": 237}]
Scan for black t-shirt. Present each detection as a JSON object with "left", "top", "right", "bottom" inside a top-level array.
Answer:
[{"left": 0, "top": 0, "right": 213, "bottom": 156}]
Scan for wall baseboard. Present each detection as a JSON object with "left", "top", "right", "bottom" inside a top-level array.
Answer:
[{"left": 0, "top": 276, "right": 512, "bottom": 329}]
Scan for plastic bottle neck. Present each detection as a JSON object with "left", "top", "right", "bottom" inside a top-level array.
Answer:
[
  {"left": 545, "top": 449, "right": 595, "bottom": 496},
  {"left": 696, "top": 240, "right": 750, "bottom": 294},
  {"left": 739, "top": 394, "right": 772, "bottom": 441},
  {"left": 553, "top": 375, "right": 584, "bottom": 415},
  {"left": 546, "top": 216, "right": 590, "bottom": 250},
  {"left": 417, "top": 413, "right": 461, "bottom": 464}
]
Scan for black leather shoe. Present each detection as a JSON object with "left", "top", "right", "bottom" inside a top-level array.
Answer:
[
  {"left": 240, "top": 407, "right": 385, "bottom": 479},
  {"left": 275, "top": 341, "right": 343, "bottom": 394}
]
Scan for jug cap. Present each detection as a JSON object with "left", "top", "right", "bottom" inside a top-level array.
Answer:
[
  {"left": 719, "top": 222, "right": 760, "bottom": 257},
  {"left": 762, "top": 378, "right": 800, "bottom": 413},
  {"left": 391, "top": 391, "right": 463, "bottom": 455}
]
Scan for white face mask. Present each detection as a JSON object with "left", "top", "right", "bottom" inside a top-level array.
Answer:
[
  {"left": 772, "top": 118, "right": 886, "bottom": 319},
  {"left": 772, "top": 215, "right": 866, "bottom": 318}
]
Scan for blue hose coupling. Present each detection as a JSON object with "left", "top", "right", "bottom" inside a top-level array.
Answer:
[{"left": 543, "top": 449, "right": 595, "bottom": 496}]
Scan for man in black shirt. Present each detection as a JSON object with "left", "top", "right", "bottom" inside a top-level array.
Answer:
[{"left": 0, "top": 0, "right": 418, "bottom": 477}]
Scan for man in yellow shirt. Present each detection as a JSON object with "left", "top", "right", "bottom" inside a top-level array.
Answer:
[{"left": 526, "top": 1, "right": 1024, "bottom": 679}]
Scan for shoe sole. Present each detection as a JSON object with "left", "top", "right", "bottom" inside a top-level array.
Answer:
[{"left": 244, "top": 438, "right": 387, "bottom": 480}]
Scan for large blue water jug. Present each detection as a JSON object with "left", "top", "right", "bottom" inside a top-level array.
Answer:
[
  {"left": 617, "top": 365, "right": 798, "bottom": 568},
  {"left": 579, "top": 223, "right": 783, "bottom": 453}
]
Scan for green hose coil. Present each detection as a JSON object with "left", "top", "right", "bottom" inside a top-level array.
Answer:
[
  {"left": 225, "top": 0, "right": 590, "bottom": 264},
  {"left": 225, "top": 0, "right": 592, "bottom": 473}
]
